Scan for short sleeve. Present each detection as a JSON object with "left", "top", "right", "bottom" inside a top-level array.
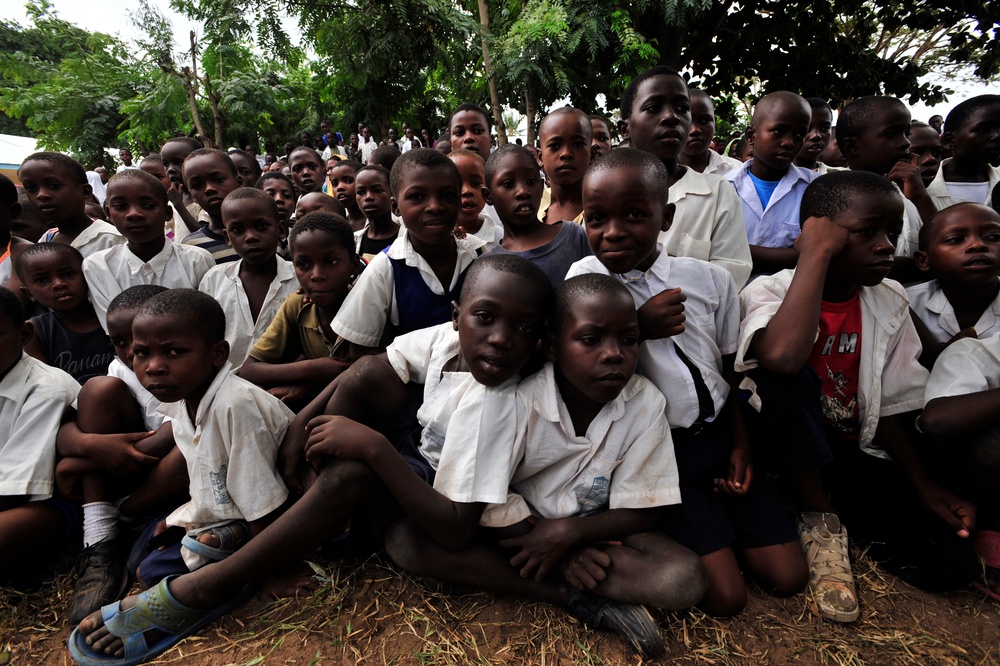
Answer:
[
  {"left": 248, "top": 293, "right": 303, "bottom": 364},
  {"left": 707, "top": 180, "right": 753, "bottom": 288},
  {"left": 386, "top": 325, "right": 451, "bottom": 384},
  {"left": 608, "top": 384, "right": 681, "bottom": 510},
  {"left": 331, "top": 251, "right": 395, "bottom": 347},
  {"left": 878, "top": 296, "right": 930, "bottom": 416},
  {"left": 924, "top": 338, "right": 993, "bottom": 404}
]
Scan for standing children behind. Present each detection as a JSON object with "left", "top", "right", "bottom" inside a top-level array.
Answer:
[
  {"left": 198, "top": 188, "right": 298, "bottom": 367},
  {"left": 179, "top": 149, "right": 243, "bottom": 264},
  {"left": 326, "top": 159, "right": 366, "bottom": 231},
  {"left": 228, "top": 150, "right": 263, "bottom": 190},
  {"left": 680, "top": 89, "right": 743, "bottom": 176},
  {"left": 486, "top": 145, "right": 591, "bottom": 287},
  {"left": 726, "top": 91, "right": 817, "bottom": 277},
  {"left": 287, "top": 147, "right": 325, "bottom": 197},
  {"left": 907, "top": 122, "right": 945, "bottom": 188},
  {"left": 139, "top": 154, "right": 197, "bottom": 241},
  {"left": 537, "top": 107, "right": 591, "bottom": 224},
  {"left": 449, "top": 149, "right": 497, "bottom": 242},
  {"left": 621, "top": 67, "right": 752, "bottom": 287},
  {"left": 19, "top": 152, "right": 123, "bottom": 258},
  {"left": 332, "top": 148, "right": 485, "bottom": 357},
  {"left": 16, "top": 243, "right": 114, "bottom": 383},
  {"left": 83, "top": 171, "right": 215, "bottom": 332},
  {"left": 589, "top": 114, "right": 613, "bottom": 160},
  {"left": 794, "top": 98, "right": 835, "bottom": 173},
  {"left": 353, "top": 165, "right": 400, "bottom": 263},
  {"left": 293, "top": 192, "right": 346, "bottom": 220},
  {"left": 926, "top": 95, "right": 1000, "bottom": 210},
  {"left": 0, "top": 174, "right": 32, "bottom": 292},
  {"left": 159, "top": 137, "right": 205, "bottom": 237}
]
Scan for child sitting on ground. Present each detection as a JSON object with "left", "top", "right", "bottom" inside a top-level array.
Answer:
[
  {"left": 727, "top": 91, "right": 817, "bottom": 277},
  {"left": 180, "top": 149, "right": 243, "bottom": 264},
  {"left": 0, "top": 286, "right": 81, "bottom": 571},
  {"left": 240, "top": 212, "right": 360, "bottom": 406},
  {"left": 908, "top": 203, "right": 1000, "bottom": 367},
  {"left": 16, "top": 243, "right": 114, "bottom": 383},
  {"left": 332, "top": 148, "right": 486, "bottom": 357},
  {"left": 198, "top": 188, "right": 298, "bottom": 367},
  {"left": 537, "top": 107, "right": 591, "bottom": 224},
  {"left": 83, "top": 171, "right": 215, "bottom": 332},
  {"left": 486, "top": 145, "right": 591, "bottom": 287},
  {"left": 353, "top": 165, "right": 400, "bottom": 263},
  {"left": 567, "top": 148, "right": 805, "bottom": 617},
  {"left": 449, "top": 149, "right": 498, "bottom": 242},
  {"left": 737, "top": 171, "right": 980, "bottom": 624},
  {"left": 19, "top": 152, "right": 123, "bottom": 258},
  {"left": 794, "top": 98, "right": 835, "bottom": 174},
  {"left": 927, "top": 95, "right": 1000, "bottom": 210},
  {"left": 680, "top": 89, "right": 743, "bottom": 176},
  {"left": 327, "top": 160, "right": 366, "bottom": 231}
]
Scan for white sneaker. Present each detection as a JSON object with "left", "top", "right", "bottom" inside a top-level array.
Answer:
[{"left": 798, "top": 511, "right": 859, "bottom": 622}]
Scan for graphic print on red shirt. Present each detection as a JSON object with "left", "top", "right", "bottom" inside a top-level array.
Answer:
[{"left": 805, "top": 290, "right": 863, "bottom": 437}]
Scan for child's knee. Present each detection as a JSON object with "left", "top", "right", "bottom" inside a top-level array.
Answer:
[
  {"left": 649, "top": 546, "right": 708, "bottom": 609},
  {"left": 702, "top": 582, "right": 748, "bottom": 618},
  {"left": 384, "top": 519, "right": 431, "bottom": 574},
  {"left": 77, "top": 376, "right": 131, "bottom": 410}
]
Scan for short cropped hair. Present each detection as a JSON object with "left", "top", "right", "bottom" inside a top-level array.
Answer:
[
  {"left": 460, "top": 253, "right": 551, "bottom": 308},
  {"left": 553, "top": 273, "right": 633, "bottom": 335},
  {"left": 585, "top": 147, "right": 670, "bottom": 206},
  {"left": 918, "top": 202, "right": 1000, "bottom": 251},
  {"left": 19, "top": 152, "right": 87, "bottom": 185},
  {"left": 163, "top": 136, "right": 203, "bottom": 152},
  {"left": 805, "top": 97, "right": 833, "bottom": 114},
  {"left": 835, "top": 96, "right": 906, "bottom": 145},
  {"left": 621, "top": 66, "right": 684, "bottom": 120},
  {"left": 540, "top": 106, "right": 593, "bottom": 140},
  {"left": 288, "top": 146, "right": 323, "bottom": 164},
  {"left": 357, "top": 164, "right": 391, "bottom": 185},
  {"left": 255, "top": 171, "right": 295, "bottom": 193},
  {"left": 222, "top": 187, "right": 279, "bottom": 219},
  {"left": 944, "top": 95, "right": 1000, "bottom": 134},
  {"left": 799, "top": 171, "right": 898, "bottom": 225},
  {"left": 369, "top": 145, "right": 401, "bottom": 171},
  {"left": 183, "top": 148, "right": 237, "bottom": 178},
  {"left": 0, "top": 174, "right": 17, "bottom": 207},
  {"left": 107, "top": 284, "right": 169, "bottom": 317},
  {"left": 449, "top": 148, "right": 484, "bottom": 164},
  {"left": 450, "top": 103, "right": 492, "bottom": 131},
  {"left": 106, "top": 169, "right": 169, "bottom": 204},
  {"left": 0, "top": 286, "right": 25, "bottom": 328},
  {"left": 289, "top": 211, "right": 356, "bottom": 257},
  {"left": 229, "top": 149, "right": 262, "bottom": 176},
  {"left": 389, "top": 148, "right": 461, "bottom": 199},
  {"left": 485, "top": 144, "right": 536, "bottom": 186},
  {"left": 14, "top": 242, "right": 83, "bottom": 281},
  {"left": 327, "top": 159, "right": 360, "bottom": 176},
  {"left": 136, "top": 289, "right": 226, "bottom": 344}
]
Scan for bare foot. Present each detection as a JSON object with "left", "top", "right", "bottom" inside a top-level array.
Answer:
[
  {"left": 259, "top": 562, "right": 321, "bottom": 600},
  {"left": 196, "top": 522, "right": 250, "bottom": 551}
]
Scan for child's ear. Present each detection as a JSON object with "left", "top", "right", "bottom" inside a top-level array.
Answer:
[
  {"left": 912, "top": 250, "right": 932, "bottom": 273},
  {"left": 542, "top": 330, "right": 557, "bottom": 363},
  {"left": 8, "top": 201, "right": 21, "bottom": 220},
  {"left": 940, "top": 131, "right": 955, "bottom": 152},
  {"left": 390, "top": 197, "right": 399, "bottom": 218},
  {"left": 482, "top": 186, "right": 493, "bottom": 207},
  {"left": 451, "top": 300, "right": 460, "bottom": 330},
  {"left": 82, "top": 183, "right": 93, "bottom": 199},
  {"left": 211, "top": 340, "right": 229, "bottom": 368},
  {"left": 19, "top": 284, "right": 36, "bottom": 303},
  {"left": 744, "top": 127, "right": 756, "bottom": 147},
  {"left": 620, "top": 120, "right": 630, "bottom": 139},
  {"left": 840, "top": 137, "right": 860, "bottom": 160},
  {"left": 661, "top": 203, "right": 676, "bottom": 233}
]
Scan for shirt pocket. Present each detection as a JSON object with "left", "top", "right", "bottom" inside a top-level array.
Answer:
[
  {"left": 674, "top": 234, "right": 712, "bottom": 262},
  {"left": 573, "top": 454, "right": 624, "bottom": 513}
]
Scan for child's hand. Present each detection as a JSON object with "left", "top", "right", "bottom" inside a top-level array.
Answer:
[
  {"left": 500, "top": 516, "right": 578, "bottom": 581},
  {"left": 560, "top": 545, "right": 612, "bottom": 590},
  {"left": 918, "top": 482, "right": 976, "bottom": 538},
  {"left": 636, "top": 288, "right": 686, "bottom": 340},
  {"left": 166, "top": 181, "right": 186, "bottom": 208},
  {"left": 268, "top": 385, "right": 312, "bottom": 405},
  {"left": 303, "top": 415, "right": 380, "bottom": 469},
  {"left": 97, "top": 431, "right": 159, "bottom": 475},
  {"left": 714, "top": 446, "right": 753, "bottom": 496},
  {"left": 795, "top": 216, "right": 850, "bottom": 259},
  {"left": 887, "top": 153, "right": 927, "bottom": 200}
]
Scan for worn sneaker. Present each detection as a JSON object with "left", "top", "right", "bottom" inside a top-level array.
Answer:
[
  {"left": 798, "top": 512, "right": 859, "bottom": 622},
  {"left": 566, "top": 589, "right": 666, "bottom": 659},
  {"left": 67, "top": 539, "right": 129, "bottom": 625}
]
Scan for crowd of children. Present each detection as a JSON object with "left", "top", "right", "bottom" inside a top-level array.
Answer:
[{"left": 1, "top": 69, "right": 999, "bottom": 664}]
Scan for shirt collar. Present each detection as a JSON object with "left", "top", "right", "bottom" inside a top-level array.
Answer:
[
  {"left": 0, "top": 353, "right": 30, "bottom": 399},
  {"left": 533, "top": 362, "right": 636, "bottom": 428},
  {"left": 123, "top": 241, "right": 173, "bottom": 278},
  {"left": 668, "top": 167, "right": 712, "bottom": 200}
]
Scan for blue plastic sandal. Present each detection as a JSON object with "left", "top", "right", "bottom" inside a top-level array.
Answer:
[
  {"left": 68, "top": 575, "right": 251, "bottom": 666},
  {"left": 180, "top": 521, "right": 250, "bottom": 562}
]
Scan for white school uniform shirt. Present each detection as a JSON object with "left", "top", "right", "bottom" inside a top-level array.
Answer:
[
  {"left": 161, "top": 365, "right": 292, "bottom": 567},
  {"left": 41, "top": 220, "right": 123, "bottom": 259},
  {"left": 0, "top": 354, "right": 79, "bottom": 500},
  {"left": 926, "top": 159, "right": 1000, "bottom": 211},
  {"left": 726, "top": 160, "right": 817, "bottom": 250},
  {"left": 83, "top": 241, "right": 215, "bottom": 333},
  {"left": 736, "top": 269, "right": 928, "bottom": 459},
  {"left": 702, "top": 150, "right": 744, "bottom": 177},
  {"left": 906, "top": 279, "right": 1000, "bottom": 344},
  {"left": 480, "top": 363, "right": 681, "bottom": 528},
  {"left": 198, "top": 257, "right": 298, "bottom": 367},
  {"left": 468, "top": 213, "right": 504, "bottom": 244},
  {"left": 332, "top": 229, "right": 485, "bottom": 347},
  {"left": 923, "top": 333, "right": 1000, "bottom": 403},
  {"left": 567, "top": 248, "right": 740, "bottom": 429},
  {"left": 106, "top": 357, "right": 167, "bottom": 431},
  {"left": 663, "top": 167, "right": 753, "bottom": 288},
  {"left": 892, "top": 183, "right": 923, "bottom": 258}
]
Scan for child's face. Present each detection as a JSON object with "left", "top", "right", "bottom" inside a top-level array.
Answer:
[
  {"left": 827, "top": 191, "right": 903, "bottom": 287},
  {"left": 392, "top": 165, "right": 461, "bottom": 247},
  {"left": 549, "top": 290, "right": 639, "bottom": 408},
  {"left": 140, "top": 161, "right": 171, "bottom": 190},
  {"left": 451, "top": 153, "right": 487, "bottom": 226},
  {"left": 540, "top": 114, "right": 591, "bottom": 187},
  {"left": 748, "top": 100, "right": 811, "bottom": 174},
  {"left": 915, "top": 206, "right": 1000, "bottom": 286},
  {"left": 907, "top": 125, "right": 944, "bottom": 187},
  {"left": 487, "top": 152, "right": 543, "bottom": 230},
  {"left": 85, "top": 201, "right": 107, "bottom": 221},
  {"left": 222, "top": 198, "right": 281, "bottom": 266},
  {"left": 328, "top": 165, "right": 358, "bottom": 210},
  {"left": 292, "top": 229, "right": 358, "bottom": 311},
  {"left": 105, "top": 179, "right": 171, "bottom": 245},
  {"left": 262, "top": 178, "right": 296, "bottom": 222},
  {"left": 326, "top": 159, "right": 340, "bottom": 179},
  {"left": 591, "top": 119, "right": 612, "bottom": 160},
  {"left": 183, "top": 155, "right": 240, "bottom": 218},
  {"left": 161, "top": 142, "right": 193, "bottom": 186},
  {"left": 131, "top": 312, "right": 228, "bottom": 406},
  {"left": 624, "top": 74, "right": 692, "bottom": 163},
  {"left": 289, "top": 150, "right": 324, "bottom": 194},
  {"left": 450, "top": 110, "right": 492, "bottom": 158},
  {"left": 18, "top": 161, "right": 88, "bottom": 224},
  {"left": 844, "top": 105, "right": 911, "bottom": 174},
  {"left": 798, "top": 106, "right": 833, "bottom": 165},
  {"left": 295, "top": 193, "right": 344, "bottom": 219},
  {"left": 452, "top": 269, "right": 547, "bottom": 387},
  {"left": 583, "top": 166, "right": 673, "bottom": 274},
  {"left": 230, "top": 153, "right": 261, "bottom": 186},
  {"left": 946, "top": 105, "right": 1000, "bottom": 165},
  {"left": 682, "top": 94, "right": 716, "bottom": 159},
  {"left": 355, "top": 170, "right": 392, "bottom": 220},
  {"left": 19, "top": 251, "right": 88, "bottom": 312},
  {"left": 106, "top": 307, "right": 137, "bottom": 367}
]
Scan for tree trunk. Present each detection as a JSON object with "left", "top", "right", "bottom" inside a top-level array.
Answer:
[
  {"left": 524, "top": 88, "right": 537, "bottom": 147},
  {"left": 476, "top": 0, "right": 507, "bottom": 146},
  {"left": 184, "top": 31, "right": 211, "bottom": 147}
]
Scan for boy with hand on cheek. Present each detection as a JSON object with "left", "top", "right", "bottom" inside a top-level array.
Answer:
[
  {"left": 180, "top": 149, "right": 243, "bottom": 265},
  {"left": 907, "top": 122, "right": 945, "bottom": 188},
  {"left": 159, "top": 137, "right": 205, "bottom": 236}
]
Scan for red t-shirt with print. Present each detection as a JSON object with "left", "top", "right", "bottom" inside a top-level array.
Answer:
[{"left": 805, "top": 290, "right": 863, "bottom": 439}]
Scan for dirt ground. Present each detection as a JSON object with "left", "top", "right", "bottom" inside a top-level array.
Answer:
[{"left": 2, "top": 545, "right": 998, "bottom": 666}]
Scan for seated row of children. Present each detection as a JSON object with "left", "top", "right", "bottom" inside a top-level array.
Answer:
[{"left": 0, "top": 68, "right": 997, "bottom": 664}]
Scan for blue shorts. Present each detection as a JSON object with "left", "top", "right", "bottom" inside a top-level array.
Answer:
[{"left": 127, "top": 512, "right": 189, "bottom": 589}]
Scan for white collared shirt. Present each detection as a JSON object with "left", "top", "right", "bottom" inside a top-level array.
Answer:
[
  {"left": 737, "top": 269, "right": 928, "bottom": 458},
  {"left": 926, "top": 158, "right": 1000, "bottom": 211},
  {"left": 0, "top": 354, "right": 80, "bottom": 500},
  {"left": 663, "top": 167, "right": 752, "bottom": 288},
  {"left": 106, "top": 357, "right": 167, "bottom": 431},
  {"left": 726, "top": 160, "right": 817, "bottom": 250},
  {"left": 198, "top": 257, "right": 299, "bottom": 367},
  {"left": 480, "top": 363, "right": 680, "bottom": 527},
  {"left": 41, "top": 220, "right": 123, "bottom": 259},
  {"left": 924, "top": 333, "right": 1000, "bottom": 403},
  {"left": 333, "top": 229, "right": 485, "bottom": 347},
  {"left": 84, "top": 241, "right": 216, "bottom": 332},
  {"left": 567, "top": 249, "right": 740, "bottom": 429},
  {"left": 893, "top": 183, "right": 923, "bottom": 258},
  {"left": 906, "top": 279, "right": 1000, "bottom": 344},
  {"left": 702, "top": 150, "right": 744, "bottom": 177}
]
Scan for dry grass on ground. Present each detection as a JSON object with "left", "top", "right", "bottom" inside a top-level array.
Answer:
[{"left": 2, "top": 546, "right": 997, "bottom": 666}]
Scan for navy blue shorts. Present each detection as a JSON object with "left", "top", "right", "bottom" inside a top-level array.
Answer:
[
  {"left": 45, "top": 495, "right": 83, "bottom": 545},
  {"left": 127, "top": 512, "right": 189, "bottom": 589}
]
